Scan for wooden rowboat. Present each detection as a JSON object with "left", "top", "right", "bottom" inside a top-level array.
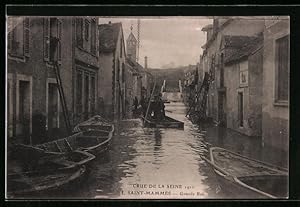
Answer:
[
  {"left": 203, "top": 147, "right": 288, "bottom": 199},
  {"left": 7, "top": 146, "right": 94, "bottom": 197},
  {"left": 141, "top": 115, "right": 184, "bottom": 129},
  {"left": 12, "top": 144, "right": 96, "bottom": 169},
  {"left": 35, "top": 130, "right": 113, "bottom": 156},
  {"left": 7, "top": 165, "right": 86, "bottom": 196},
  {"left": 73, "top": 115, "right": 114, "bottom": 133}
]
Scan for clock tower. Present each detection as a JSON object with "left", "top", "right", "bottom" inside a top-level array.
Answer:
[{"left": 126, "top": 25, "right": 137, "bottom": 61}]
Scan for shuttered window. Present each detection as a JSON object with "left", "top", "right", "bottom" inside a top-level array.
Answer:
[
  {"left": 57, "top": 19, "right": 62, "bottom": 64},
  {"left": 43, "top": 18, "right": 50, "bottom": 61},
  {"left": 90, "top": 19, "right": 97, "bottom": 55},
  {"left": 23, "top": 18, "right": 30, "bottom": 57},
  {"left": 8, "top": 17, "right": 24, "bottom": 57},
  {"left": 76, "top": 18, "right": 83, "bottom": 48},
  {"left": 85, "top": 19, "right": 90, "bottom": 41},
  {"left": 76, "top": 68, "right": 96, "bottom": 119},
  {"left": 275, "top": 35, "right": 289, "bottom": 103}
]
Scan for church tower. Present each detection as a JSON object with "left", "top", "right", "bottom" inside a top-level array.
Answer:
[{"left": 126, "top": 25, "right": 137, "bottom": 61}]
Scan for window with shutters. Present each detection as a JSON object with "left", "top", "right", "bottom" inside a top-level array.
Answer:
[
  {"left": 44, "top": 18, "right": 62, "bottom": 63},
  {"left": 23, "top": 18, "right": 30, "bottom": 57},
  {"left": 57, "top": 19, "right": 62, "bottom": 63},
  {"left": 49, "top": 18, "right": 62, "bottom": 63},
  {"left": 275, "top": 35, "right": 289, "bottom": 104},
  {"left": 85, "top": 19, "right": 90, "bottom": 41},
  {"left": 8, "top": 17, "right": 29, "bottom": 58},
  {"left": 75, "top": 68, "right": 96, "bottom": 118},
  {"left": 90, "top": 19, "right": 97, "bottom": 55},
  {"left": 43, "top": 18, "right": 50, "bottom": 61},
  {"left": 76, "top": 18, "right": 83, "bottom": 48}
]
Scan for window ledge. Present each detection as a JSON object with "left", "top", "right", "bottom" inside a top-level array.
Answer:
[
  {"left": 45, "top": 62, "right": 62, "bottom": 67},
  {"left": 8, "top": 54, "right": 26, "bottom": 62},
  {"left": 273, "top": 101, "right": 289, "bottom": 107}
]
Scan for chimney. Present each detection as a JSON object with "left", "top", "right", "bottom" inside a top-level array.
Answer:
[{"left": 144, "top": 56, "right": 148, "bottom": 69}]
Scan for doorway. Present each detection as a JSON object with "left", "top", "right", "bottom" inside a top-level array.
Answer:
[
  {"left": 48, "top": 83, "right": 59, "bottom": 131},
  {"left": 218, "top": 92, "right": 226, "bottom": 127},
  {"left": 84, "top": 74, "right": 90, "bottom": 120},
  {"left": 238, "top": 92, "right": 244, "bottom": 127},
  {"left": 17, "top": 80, "right": 31, "bottom": 143}
]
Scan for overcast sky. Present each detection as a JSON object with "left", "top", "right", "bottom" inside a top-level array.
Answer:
[{"left": 99, "top": 17, "right": 213, "bottom": 69}]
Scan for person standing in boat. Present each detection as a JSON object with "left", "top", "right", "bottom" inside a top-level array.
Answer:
[
  {"left": 158, "top": 93, "right": 166, "bottom": 119},
  {"left": 152, "top": 95, "right": 160, "bottom": 120},
  {"left": 133, "top": 97, "right": 139, "bottom": 110},
  {"left": 152, "top": 94, "right": 165, "bottom": 120},
  {"left": 140, "top": 95, "right": 147, "bottom": 117}
]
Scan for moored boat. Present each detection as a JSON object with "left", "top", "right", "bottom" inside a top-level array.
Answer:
[
  {"left": 203, "top": 147, "right": 288, "bottom": 199},
  {"left": 141, "top": 115, "right": 184, "bottom": 129},
  {"left": 7, "top": 145, "right": 94, "bottom": 197},
  {"left": 73, "top": 115, "right": 114, "bottom": 133},
  {"left": 12, "top": 143, "right": 96, "bottom": 169},
  {"left": 7, "top": 165, "right": 86, "bottom": 197},
  {"left": 35, "top": 130, "right": 113, "bottom": 156}
]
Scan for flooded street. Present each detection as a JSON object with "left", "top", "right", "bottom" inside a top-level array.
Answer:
[
  {"left": 41, "top": 102, "right": 287, "bottom": 199},
  {"left": 6, "top": 15, "right": 290, "bottom": 200}
]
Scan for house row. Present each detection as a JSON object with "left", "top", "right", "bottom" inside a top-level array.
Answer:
[
  {"left": 196, "top": 17, "right": 289, "bottom": 152},
  {"left": 6, "top": 17, "right": 153, "bottom": 145}
]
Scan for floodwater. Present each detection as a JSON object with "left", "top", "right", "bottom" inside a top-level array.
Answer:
[{"left": 20, "top": 101, "right": 288, "bottom": 199}]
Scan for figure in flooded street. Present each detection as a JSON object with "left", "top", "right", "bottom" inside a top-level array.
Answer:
[
  {"left": 132, "top": 97, "right": 139, "bottom": 117},
  {"left": 150, "top": 93, "right": 166, "bottom": 120},
  {"left": 140, "top": 95, "right": 147, "bottom": 117}
]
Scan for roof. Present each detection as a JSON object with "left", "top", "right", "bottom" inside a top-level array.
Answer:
[
  {"left": 126, "top": 57, "right": 153, "bottom": 77},
  {"left": 126, "top": 58, "right": 143, "bottom": 73},
  {"left": 224, "top": 35, "right": 263, "bottom": 64},
  {"left": 222, "top": 35, "right": 259, "bottom": 49},
  {"left": 201, "top": 19, "right": 234, "bottom": 49},
  {"left": 98, "top": 22, "right": 122, "bottom": 53}
]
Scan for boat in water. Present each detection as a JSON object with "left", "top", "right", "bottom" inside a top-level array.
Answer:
[
  {"left": 203, "top": 147, "right": 288, "bottom": 199},
  {"left": 73, "top": 115, "right": 114, "bottom": 133},
  {"left": 141, "top": 115, "right": 184, "bottom": 129},
  {"left": 35, "top": 130, "right": 113, "bottom": 156},
  {"left": 7, "top": 145, "right": 95, "bottom": 197},
  {"left": 7, "top": 165, "right": 86, "bottom": 197},
  {"left": 11, "top": 143, "right": 96, "bottom": 169}
]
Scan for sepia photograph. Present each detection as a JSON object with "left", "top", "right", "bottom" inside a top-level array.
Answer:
[{"left": 5, "top": 14, "right": 289, "bottom": 199}]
